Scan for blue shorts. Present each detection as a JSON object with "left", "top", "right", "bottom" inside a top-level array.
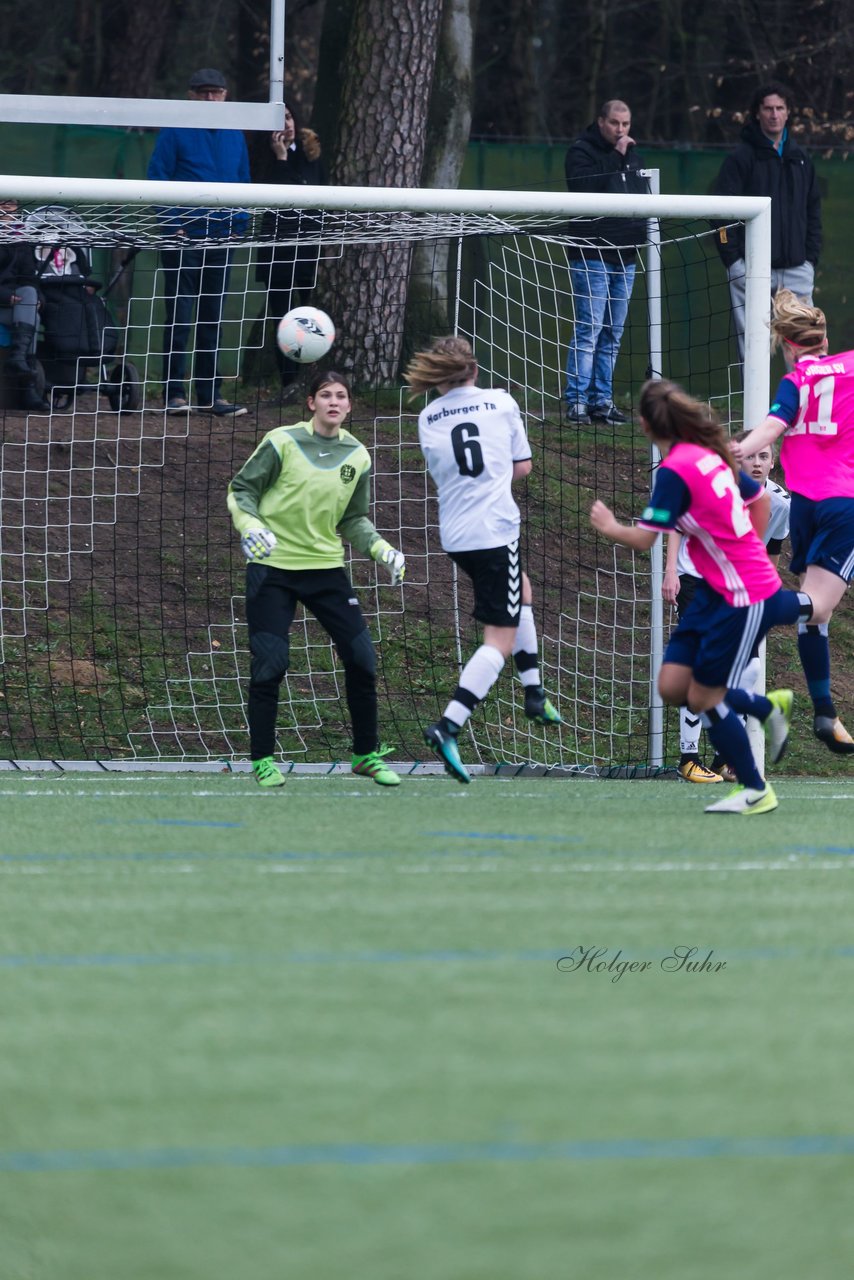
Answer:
[
  {"left": 664, "top": 582, "right": 799, "bottom": 689},
  {"left": 788, "top": 493, "right": 854, "bottom": 580}
]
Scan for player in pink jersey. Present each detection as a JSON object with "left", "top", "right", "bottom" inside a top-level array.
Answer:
[
  {"left": 591, "top": 378, "right": 812, "bottom": 815},
  {"left": 733, "top": 290, "right": 854, "bottom": 755}
]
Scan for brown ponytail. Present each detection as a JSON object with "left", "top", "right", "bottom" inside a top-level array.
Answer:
[{"left": 639, "top": 378, "right": 737, "bottom": 478}]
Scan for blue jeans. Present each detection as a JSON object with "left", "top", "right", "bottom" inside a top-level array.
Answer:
[
  {"left": 160, "top": 243, "right": 233, "bottom": 405},
  {"left": 0, "top": 285, "right": 41, "bottom": 337},
  {"left": 564, "top": 257, "right": 635, "bottom": 408}
]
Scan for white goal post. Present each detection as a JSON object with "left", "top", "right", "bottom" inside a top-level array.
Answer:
[
  {"left": 0, "top": 174, "right": 772, "bottom": 773},
  {"left": 3, "top": 172, "right": 772, "bottom": 414},
  {"left": 0, "top": 2, "right": 287, "bottom": 131}
]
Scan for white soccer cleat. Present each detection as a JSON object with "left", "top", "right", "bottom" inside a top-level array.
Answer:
[{"left": 705, "top": 783, "right": 778, "bottom": 815}]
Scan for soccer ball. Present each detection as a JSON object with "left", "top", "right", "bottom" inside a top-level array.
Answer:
[{"left": 276, "top": 306, "right": 336, "bottom": 364}]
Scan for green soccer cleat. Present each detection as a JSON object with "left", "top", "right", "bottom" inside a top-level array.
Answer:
[
  {"left": 764, "top": 688, "right": 793, "bottom": 765},
  {"left": 705, "top": 782, "right": 778, "bottom": 815},
  {"left": 351, "top": 744, "right": 401, "bottom": 787},
  {"left": 813, "top": 715, "right": 854, "bottom": 755},
  {"left": 424, "top": 721, "right": 471, "bottom": 784},
  {"left": 524, "top": 685, "right": 564, "bottom": 726},
  {"left": 251, "top": 756, "right": 286, "bottom": 788}
]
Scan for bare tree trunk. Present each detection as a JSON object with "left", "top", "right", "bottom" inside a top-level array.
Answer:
[
  {"left": 405, "top": 0, "right": 478, "bottom": 357},
  {"left": 584, "top": 0, "right": 609, "bottom": 124},
  {"left": 284, "top": 0, "right": 329, "bottom": 122},
  {"left": 322, "top": 0, "right": 443, "bottom": 384},
  {"left": 101, "top": 1, "right": 175, "bottom": 98},
  {"left": 312, "top": 0, "right": 357, "bottom": 149}
]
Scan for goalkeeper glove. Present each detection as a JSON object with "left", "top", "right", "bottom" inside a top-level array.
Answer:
[
  {"left": 241, "top": 527, "right": 277, "bottom": 561},
  {"left": 371, "top": 539, "right": 406, "bottom": 586}
]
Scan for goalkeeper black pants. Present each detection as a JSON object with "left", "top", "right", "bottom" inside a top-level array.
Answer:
[{"left": 245, "top": 564, "right": 378, "bottom": 759}]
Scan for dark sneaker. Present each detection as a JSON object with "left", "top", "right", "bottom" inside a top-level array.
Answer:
[
  {"left": 710, "top": 755, "right": 737, "bottom": 782},
  {"left": 424, "top": 721, "right": 470, "bottom": 784},
  {"left": 198, "top": 398, "right": 248, "bottom": 417},
  {"left": 524, "top": 685, "right": 563, "bottom": 725},
  {"left": 764, "top": 689, "right": 793, "bottom": 764},
  {"left": 589, "top": 402, "right": 629, "bottom": 424},
  {"left": 251, "top": 756, "right": 286, "bottom": 788},
  {"left": 566, "top": 403, "right": 591, "bottom": 425},
  {"left": 351, "top": 744, "right": 401, "bottom": 787},
  {"left": 814, "top": 715, "right": 854, "bottom": 755},
  {"left": 166, "top": 396, "right": 190, "bottom": 414}
]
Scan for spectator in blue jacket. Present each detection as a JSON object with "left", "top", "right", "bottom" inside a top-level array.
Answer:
[{"left": 147, "top": 67, "right": 250, "bottom": 416}]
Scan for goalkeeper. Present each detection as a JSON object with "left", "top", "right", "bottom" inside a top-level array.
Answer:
[{"left": 227, "top": 370, "right": 405, "bottom": 788}]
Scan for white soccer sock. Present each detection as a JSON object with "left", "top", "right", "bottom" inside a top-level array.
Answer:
[
  {"left": 679, "top": 705, "right": 702, "bottom": 756},
  {"left": 444, "top": 644, "right": 506, "bottom": 728},
  {"left": 740, "top": 655, "right": 761, "bottom": 696},
  {"left": 512, "top": 604, "right": 541, "bottom": 688}
]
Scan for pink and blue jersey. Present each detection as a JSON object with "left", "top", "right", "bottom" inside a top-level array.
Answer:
[
  {"left": 638, "top": 442, "right": 781, "bottom": 607},
  {"left": 767, "top": 349, "right": 854, "bottom": 500}
]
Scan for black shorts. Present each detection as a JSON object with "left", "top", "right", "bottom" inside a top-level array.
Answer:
[
  {"left": 676, "top": 572, "right": 700, "bottom": 621},
  {"left": 449, "top": 540, "right": 521, "bottom": 627}
]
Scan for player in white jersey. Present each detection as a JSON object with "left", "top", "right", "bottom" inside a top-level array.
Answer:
[{"left": 405, "top": 336, "right": 562, "bottom": 783}]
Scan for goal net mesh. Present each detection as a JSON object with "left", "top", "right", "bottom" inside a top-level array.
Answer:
[{"left": 0, "top": 191, "right": 743, "bottom": 770}]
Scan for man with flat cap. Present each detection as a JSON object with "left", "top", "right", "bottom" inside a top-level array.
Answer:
[{"left": 148, "top": 67, "right": 250, "bottom": 416}]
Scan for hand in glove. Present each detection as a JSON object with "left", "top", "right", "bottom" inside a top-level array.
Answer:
[
  {"left": 372, "top": 539, "right": 406, "bottom": 586},
  {"left": 241, "top": 527, "right": 277, "bottom": 561}
]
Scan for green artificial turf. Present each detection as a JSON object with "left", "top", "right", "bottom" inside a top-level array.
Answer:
[{"left": 1, "top": 772, "right": 853, "bottom": 1279}]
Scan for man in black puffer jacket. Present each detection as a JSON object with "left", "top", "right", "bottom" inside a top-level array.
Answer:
[
  {"left": 563, "top": 100, "right": 649, "bottom": 425},
  {"left": 713, "top": 82, "right": 822, "bottom": 361}
]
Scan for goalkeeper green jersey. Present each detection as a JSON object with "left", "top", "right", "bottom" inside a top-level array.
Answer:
[{"left": 227, "top": 420, "right": 382, "bottom": 569}]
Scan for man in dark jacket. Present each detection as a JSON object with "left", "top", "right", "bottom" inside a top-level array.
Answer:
[
  {"left": 563, "top": 100, "right": 649, "bottom": 425},
  {"left": 713, "top": 82, "right": 822, "bottom": 360}
]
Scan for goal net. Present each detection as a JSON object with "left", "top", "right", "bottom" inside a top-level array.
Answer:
[{"left": 0, "top": 177, "right": 770, "bottom": 771}]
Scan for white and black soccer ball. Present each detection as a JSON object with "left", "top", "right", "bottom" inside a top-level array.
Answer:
[{"left": 276, "top": 306, "right": 336, "bottom": 364}]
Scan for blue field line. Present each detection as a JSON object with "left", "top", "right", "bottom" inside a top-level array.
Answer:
[
  {"left": 3, "top": 943, "right": 854, "bottom": 971},
  {"left": 427, "top": 831, "right": 582, "bottom": 844},
  {"left": 95, "top": 819, "right": 244, "bottom": 829},
  {"left": 6, "top": 842, "right": 850, "bottom": 865},
  {"left": 0, "top": 946, "right": 564, "bottom": 970},
  {"left": 0, "top": 849, "right": 398, "bottom": 864},
  {"left": 786, "top": 845, "right": 854, "bottom": 856},
  {"left": 0, "top": 843, "right": 527, "bottom": 863},
  {"left": 2, "top": 1133, "right": 854, "bottom": 1174}
]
